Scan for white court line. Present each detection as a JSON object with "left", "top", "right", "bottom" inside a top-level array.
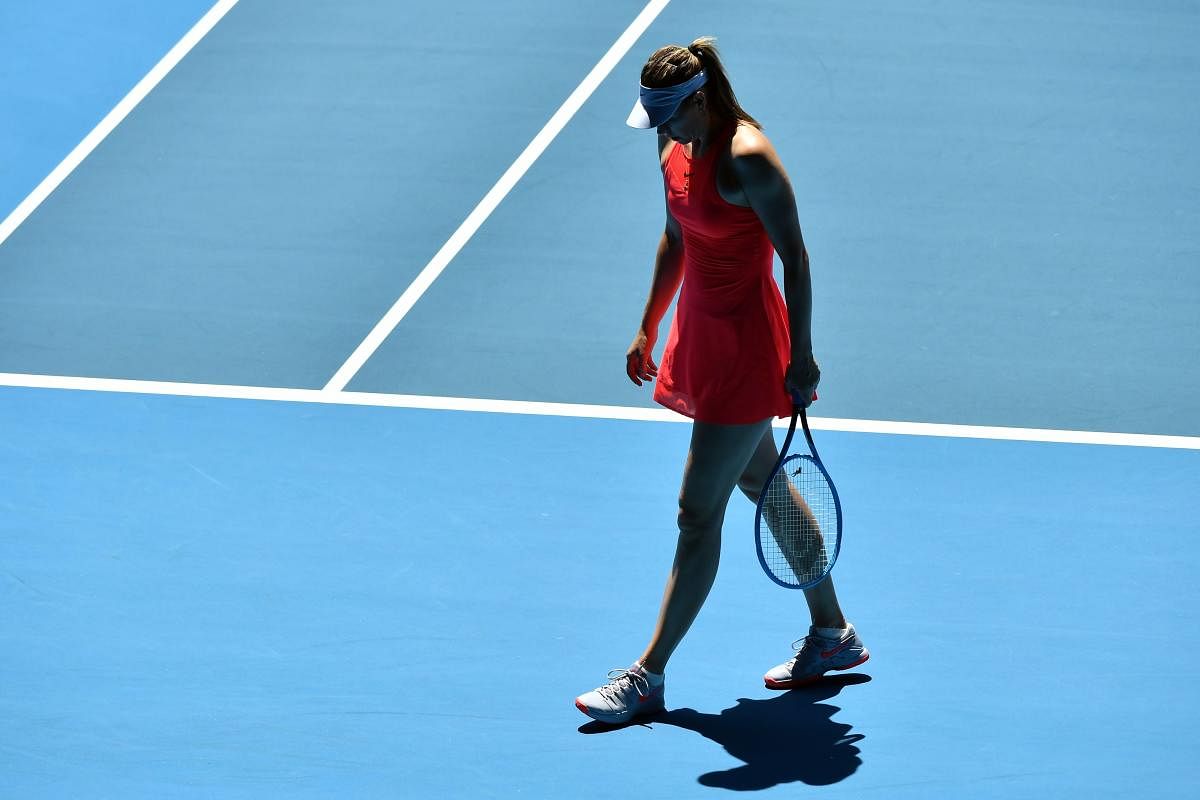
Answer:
[
  {"left": 321, "top": 0, "right": 673, "bottom": 393},
  {"left": 0, "top": 0, "right": 241, "bottom": 248},
  {"left": 1, "top": 372, "right": 1197, "bottom": 451}
]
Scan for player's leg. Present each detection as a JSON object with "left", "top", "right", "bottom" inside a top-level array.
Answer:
[
  {"left": 637, "top": 416, "right": 772, "bottom": 674},
  {"left": 574, "top": 417, "right": 769, "bottom": 724},
  {"left": 736, "top": 426, "right": 847, "bottom": 628},
  {"left": 736, "top": 427, "right": 868, "bottom": 689}
]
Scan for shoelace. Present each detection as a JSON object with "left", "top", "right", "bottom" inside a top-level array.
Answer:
[
  {"left": 789, "top": 631, "right": 849, "bottom": 663},
  {"left": 597, "top": 667, "right": 651, "bottom": 703},
  {"left": 791, "top": 636, "right": 815, "bottom": 654},
  {"left": 787, "top": 634, "right": 832, "bottom": 664}
]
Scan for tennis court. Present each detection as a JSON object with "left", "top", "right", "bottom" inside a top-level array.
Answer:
[{"left": 2, "top": 1, "right": 1198, "bottom": 797}]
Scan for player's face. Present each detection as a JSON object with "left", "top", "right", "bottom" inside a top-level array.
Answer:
[{"left": 656, "top": 92, "right": 705, "bottom": 144}]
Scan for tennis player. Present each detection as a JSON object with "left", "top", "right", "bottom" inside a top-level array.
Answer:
[{"left": 575, "top": 38, "right": 868, "bottom": 725}]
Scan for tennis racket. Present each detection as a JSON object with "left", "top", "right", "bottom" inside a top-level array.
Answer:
[{"left": 753, "top": 406, "right": 843, "bottom": 589}]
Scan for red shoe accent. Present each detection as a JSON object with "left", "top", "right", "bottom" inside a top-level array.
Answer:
[
  {"left": 820, "top": 639, "right": 855, "bottom": 659},
  {"left": 764, "top": 674, "right": 820, "bottom": 690},
  {"left": 763, "top": 651, "right": 870, "bottom": 690},
  {"left": 834, "top": 652, "right": 870, "bottom": 671}
]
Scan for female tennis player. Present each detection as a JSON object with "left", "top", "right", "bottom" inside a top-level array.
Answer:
[{"left": 575, "top": 38, "right": 868, "bottom": 724}]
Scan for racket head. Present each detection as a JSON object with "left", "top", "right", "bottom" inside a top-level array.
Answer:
[{"left": 753, "top": 452, "right": 843, "bottom": 589}]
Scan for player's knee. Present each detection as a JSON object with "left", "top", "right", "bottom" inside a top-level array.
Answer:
[
  {"left": 737, "top": 473, "right": 765, "bottom": 504},
  {"left": 677, "top": 497, "right": 721, "bottom": 539}
]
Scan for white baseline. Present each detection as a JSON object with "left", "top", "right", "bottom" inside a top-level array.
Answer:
[{"left": 1, "top": 372, "right": 1196, "bottom": 451}]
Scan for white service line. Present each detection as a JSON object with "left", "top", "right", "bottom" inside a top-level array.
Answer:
[
  {"left": 0, "top": 0, "right": 241, "bottom": 248},
  {"left": 1, "top": 372, "right": 1197, "bottom": 451},
  {"left": 321, "top": 0, "right": 673, "bottom": 393}
]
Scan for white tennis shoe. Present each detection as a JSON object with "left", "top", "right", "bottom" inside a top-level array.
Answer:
[
  {"left": 575, "top": 663, "right": 665, "bottom": 724},
  {"left": 764, "top": 624, "right": 869, "bottom": 689}
]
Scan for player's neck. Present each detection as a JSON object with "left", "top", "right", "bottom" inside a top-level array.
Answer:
[
  {"left": 692, "top": 115, "right": 721, "bottom": 157},
  {"left": 692, "top": 116, "right": 728, "bottom": 158}
]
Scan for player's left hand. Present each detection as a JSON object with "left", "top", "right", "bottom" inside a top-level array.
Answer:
[{"left": 785, "top": 354, "right": 820, "bottom": 408}]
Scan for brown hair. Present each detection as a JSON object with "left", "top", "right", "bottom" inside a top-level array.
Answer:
[{"left": 639, "top": 36, "right": 761, "bottom": 129}]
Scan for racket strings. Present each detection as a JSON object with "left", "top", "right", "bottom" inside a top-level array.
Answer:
[{"left": 759, "top": 456, "right": 837, "bottom": 585}]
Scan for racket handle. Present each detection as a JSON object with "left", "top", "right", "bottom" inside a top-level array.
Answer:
[
  {"left": 783, "top": 390, "right": 816, "bottom": 459},
  {"left": 788, "top": 389, "right": 818, "bottom": 409},
  {"left": 799, "top": 407, "right": 822, "bottom": 465}
]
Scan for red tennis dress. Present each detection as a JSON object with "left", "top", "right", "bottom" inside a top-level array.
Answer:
[{"left": 653, "top": 126, "right": 794, "bottom": 424}]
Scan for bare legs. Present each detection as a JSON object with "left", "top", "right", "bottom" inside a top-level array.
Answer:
[{"left": 638, "top": 419, "right": 847, "bottom": 675}]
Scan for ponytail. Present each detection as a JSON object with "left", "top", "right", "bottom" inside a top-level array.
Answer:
[{"left": 640, "top": 36, "right": 761, "bottom": 129}]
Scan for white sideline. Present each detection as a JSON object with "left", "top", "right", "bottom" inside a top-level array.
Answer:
[
  {"left": 0, "top": 0, "right": 242, "bottom": 248},
  {"left": 322, "top": 0, "right": 673, "bottom": 392}
]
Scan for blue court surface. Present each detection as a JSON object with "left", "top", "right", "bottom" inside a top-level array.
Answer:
[{"left": 2, "top": 1, "right": 1198, "bottom": 797}]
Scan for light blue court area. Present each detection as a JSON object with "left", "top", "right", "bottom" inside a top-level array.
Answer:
[
  {"left": 0, "top": 2, "right": 1196, "bottom": 435},
  {"left": 3, "top": 0, "right": 1200, "bottom": 797},
  {"left": 0, "top": 0, "right": 216, "bottom": 219},
  {"left": 346, "top": 0, "right": 1200, "bottom": 437},
  {"left": 1, "top": 387, "right": 1197, "bottom": 798},
  {"left": 0, "top": 0, "right": 648, "bottom": 387}
]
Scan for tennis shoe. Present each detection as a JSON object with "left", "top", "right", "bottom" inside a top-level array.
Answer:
[
  {"left": 764, "top": 624, "right": 869, "bottom": 689},
  {"left": 575, "top": 663, "right": 665, "bottom": 724}
]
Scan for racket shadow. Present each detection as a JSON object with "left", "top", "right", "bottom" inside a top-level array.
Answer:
[{"left": 578, "top": 672, "right": 870, "bottom": 790}]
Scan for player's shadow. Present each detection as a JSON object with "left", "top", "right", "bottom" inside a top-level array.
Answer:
[{"left": 579, "top": 673, "right": 869, "bottom": 791}]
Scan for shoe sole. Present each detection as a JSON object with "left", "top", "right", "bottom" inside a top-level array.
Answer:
[
  {"left": 574, "top": 697, "right": 664, "bottom": 724},
  {"left": 763, "top": 650, "right": 870, "bottom": 690}
]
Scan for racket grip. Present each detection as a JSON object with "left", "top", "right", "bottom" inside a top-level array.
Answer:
[{"left": 789, "top": 389, "right": 818, "bottom": 406}]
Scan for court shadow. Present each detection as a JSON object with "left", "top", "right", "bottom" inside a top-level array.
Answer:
[{"left": 579, "top": 673, "right": 870, "bottom": 791}]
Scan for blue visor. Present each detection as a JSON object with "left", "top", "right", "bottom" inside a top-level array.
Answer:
[{"left": 626, "top": 70, "right": 707, "bottom": 129}]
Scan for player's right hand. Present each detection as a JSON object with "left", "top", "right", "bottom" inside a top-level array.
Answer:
[{"left": 626, "top": 328, "right": 658, "bottom": 386}]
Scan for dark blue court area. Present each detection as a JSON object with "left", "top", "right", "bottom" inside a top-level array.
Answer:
[{"left": 2, "top": 1, "right": 1197, "bottom": 797}]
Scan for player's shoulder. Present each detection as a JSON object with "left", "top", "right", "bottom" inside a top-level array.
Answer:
[
  {"left": 729, "top": 122, "right": 776, "bottom": 160},
  {"left": 728, "top": 123, "right": 786, "bottom": 186}
]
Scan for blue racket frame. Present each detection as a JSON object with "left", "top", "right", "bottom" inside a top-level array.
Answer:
[{"left": 753, "top": 407, "right": 844, "bottom": 590}]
